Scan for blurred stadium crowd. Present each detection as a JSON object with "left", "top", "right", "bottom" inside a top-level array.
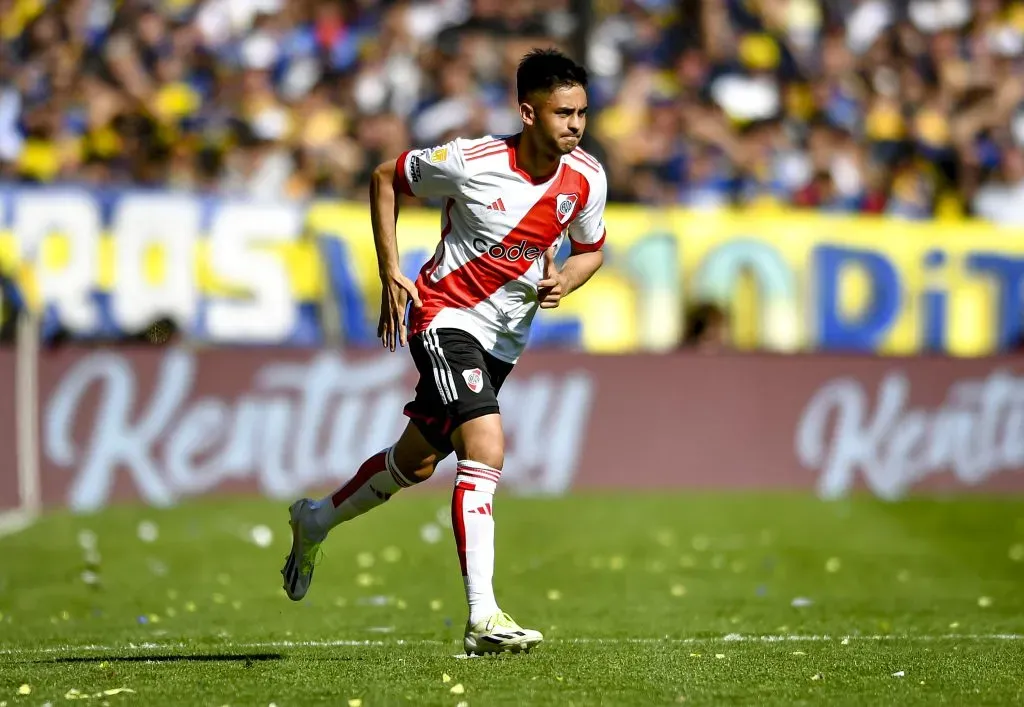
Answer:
[{"left": 4, "top": 0, "right": 1024, "bottom": 224}]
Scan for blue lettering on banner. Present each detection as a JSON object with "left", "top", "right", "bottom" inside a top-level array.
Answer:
[
  {"left": 966, "top": 253, "right": 1024, "bottom": 350},
  {"left": 921, "top": 249, "right": 947, "bottom": 352},
  {"left": 815, "top": 245, "right": 900, "bottom": 352}
]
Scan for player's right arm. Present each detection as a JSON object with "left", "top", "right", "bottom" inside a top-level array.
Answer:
[
  {"left": 370, "top": 157, "right": 421, "bottom": 352},
  {"left": 370, "top": 142, "right": 468, "bottom": 351}
]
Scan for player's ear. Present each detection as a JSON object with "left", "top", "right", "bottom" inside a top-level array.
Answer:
[{"left": 519, "top": 101, "right": 536, "bottom": 127}]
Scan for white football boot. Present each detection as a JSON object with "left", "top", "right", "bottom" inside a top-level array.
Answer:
[
  {"left": 281, "top": 498, "right": 326, "bottom": 601},
  {"left": 463, "top": 611, "right": 544, "bottom": 655}
]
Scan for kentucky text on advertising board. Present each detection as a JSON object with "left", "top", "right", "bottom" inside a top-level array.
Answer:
[
  {"left": 2, "top": 347, "right": 1024, "bottom": 513},
  {"left": 3, "top": 188, "right": 1024, "bottom": 354}
]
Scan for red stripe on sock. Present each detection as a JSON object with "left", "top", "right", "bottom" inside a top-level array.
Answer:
[
  {"left": 452, "top": 483, "right": 470, "bottom": 576},
  {"left": 331, "top": 452, "right": 386, "bottom": 508},
  {"left": 457, "top": 463, "right": 501, "bottom": 481},
  {"left": 457, "top": 469, "right": 501, "bottom": 485}
]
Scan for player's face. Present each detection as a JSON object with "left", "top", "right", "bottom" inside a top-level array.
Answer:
[{"left": 524, "top": 84, "right": 588, "bottom": 156}]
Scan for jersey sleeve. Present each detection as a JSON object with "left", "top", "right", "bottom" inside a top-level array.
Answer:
[
  {"left": 567, "top": 171, "right": 607, "bottom": 252},
  {"left": 393, "top": 141, "right": 467, "bottom": 199}
]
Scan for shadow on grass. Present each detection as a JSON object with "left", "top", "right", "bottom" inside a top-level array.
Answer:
[{"left": 37, "top": 653, "right": 283, "bottom": 664}]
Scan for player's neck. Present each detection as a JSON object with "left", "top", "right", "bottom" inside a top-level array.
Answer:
[{"left": 512, "top": 133, "right": 561, "bottom": 183}]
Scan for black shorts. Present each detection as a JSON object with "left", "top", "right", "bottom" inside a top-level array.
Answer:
[{"left": 403, "top": 328, "right": 514, "bottom": 455}]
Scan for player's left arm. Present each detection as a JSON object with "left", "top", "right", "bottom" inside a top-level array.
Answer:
[
  {"left": 537, "top": 173, "right": 607, "bottom": 309},
  {"left": 537, "top": 245, "right": 603, "bottom": 309}
]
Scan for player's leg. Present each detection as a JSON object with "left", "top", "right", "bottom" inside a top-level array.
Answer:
[
  {"left": 281, "top": 332, "right": 453, "bottom": 601},
  {"left": 282, "top": 422, "right": 445, "bottom": 601},
  {"left": 450, "top": 413, "right": 504, "bottom": 622},
  {"left": 451, "top": 413, "right": 541, "bottom": 655},
  {"left": 309, "top": 421, "right": 443, "bottom": 533},
  {"left": 426, "top": 329, "right": 543, "bottom": 653}
]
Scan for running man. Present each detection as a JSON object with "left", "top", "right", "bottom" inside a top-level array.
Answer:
[{"left": 282, "top": 48, "right": 607, "bottom": 656}]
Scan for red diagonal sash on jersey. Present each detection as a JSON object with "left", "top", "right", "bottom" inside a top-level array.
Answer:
[{"left": 410, "top": 165, "right": 587, "bottom": 334}]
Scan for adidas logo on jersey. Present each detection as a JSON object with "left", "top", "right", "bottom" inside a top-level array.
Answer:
[
  {"left": 468, "top": 503, "right": 493, "bottom": 516},
  {"left": 486, "top": 198, "right": 506, "bottom": 212}
]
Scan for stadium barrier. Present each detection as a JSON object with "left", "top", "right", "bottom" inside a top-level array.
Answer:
[
  {"left": 2, "top": 346, "right": 1024, "bottom": 517},
  {"left": 5, "top": 188, "right": 1024, "bottom": 355}
]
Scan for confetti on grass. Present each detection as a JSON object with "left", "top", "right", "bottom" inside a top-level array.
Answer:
[
  {"left": 420, "top": 524, "right": 442, "bottom": 544},
  {"left": 249, "top": 525, "right": 273, "bottom": 548},
  {"left": 77, "top": 530, "right": 97, "bottom": 550},
  {"left": 137, "top": 521, "right": 159, "bottom": 543}
]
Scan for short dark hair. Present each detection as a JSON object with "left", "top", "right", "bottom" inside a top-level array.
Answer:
[{"left": 516, "top": 48, "right": 588, "bottom": 104}]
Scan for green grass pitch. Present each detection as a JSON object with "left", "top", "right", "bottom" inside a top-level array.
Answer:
[{"left": 2, "top": 491, "right": 1024, "bottom": 705}]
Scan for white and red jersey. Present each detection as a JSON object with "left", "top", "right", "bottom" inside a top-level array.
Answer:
[{"left": 394, "top": 134, "right": 607, "bottom": 364}]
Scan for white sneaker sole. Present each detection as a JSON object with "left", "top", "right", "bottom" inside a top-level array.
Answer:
[{"left": 464, "top": 634, "right": 543, "bottom": 656}]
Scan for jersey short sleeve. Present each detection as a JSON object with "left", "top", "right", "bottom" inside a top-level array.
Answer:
[
  {"left": 567, "top": 170, "right": 607, "bottom": 252},
  {"left": 394, "top": 141, "right": 467, "bottom": 199}
]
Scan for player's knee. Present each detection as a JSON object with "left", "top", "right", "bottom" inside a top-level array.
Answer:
[
  {"left": 391, "top": 421, "right": 447, "bottom": 484},
  {"left": 408, "top": 459, "right": 440, "bottom": 481},
  {"left": 453, "top": 415, "right": 505, "bottom": 471},
  {"left": 462, "top": 442, "right": 503, "bottom": 471},
  {"left": 392, "top": 447, "right": 441, "bottom": 483}
]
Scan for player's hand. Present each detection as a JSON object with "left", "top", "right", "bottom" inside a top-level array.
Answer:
[
  {"left": 537, "top": 247, "right": 565, "bottom": 309},
  {"left": 378, "top": 270, "right": 422, "bottom": 351}
]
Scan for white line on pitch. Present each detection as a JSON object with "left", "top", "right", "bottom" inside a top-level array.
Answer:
[{"left": 1, "top": 634, "right": 1022, "bottom": 657}]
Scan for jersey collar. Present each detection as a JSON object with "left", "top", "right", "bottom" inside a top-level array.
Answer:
[{"left": 505, "top": 134, "right": 563, "bottom": 186}]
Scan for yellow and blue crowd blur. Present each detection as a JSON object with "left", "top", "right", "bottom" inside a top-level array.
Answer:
[{"left": 7, "top": 0, "right": 1024, "bottom": 353}]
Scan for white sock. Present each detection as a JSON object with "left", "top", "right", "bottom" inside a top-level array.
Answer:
[
  {"left": 452, "top": 459, "right": 502, "bottom": 624},
  {"left": 312, "top": 447, "right": 416, "bottom": 533}
]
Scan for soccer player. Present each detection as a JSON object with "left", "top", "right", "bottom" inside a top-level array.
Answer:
[{"left": 281, "top": 48, "right": 607, "bottom": 655}]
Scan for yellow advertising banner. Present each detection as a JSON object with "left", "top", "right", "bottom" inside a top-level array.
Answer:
[{"left": 2, "top": 188, "right": 1023, "bottom": 354}]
